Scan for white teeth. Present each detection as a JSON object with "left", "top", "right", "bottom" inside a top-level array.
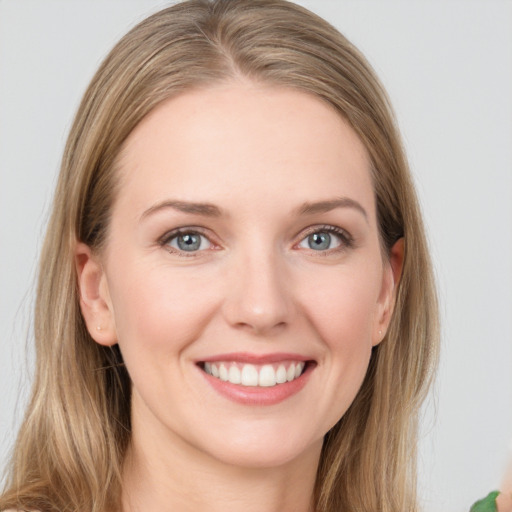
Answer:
[
  {"left": 241, "top": 364, "right": 259, "bottom": 386},
  {"left": 228, "top": 365, "right": 241, "bottom": 384},
  {"left": 259, "top": 365, "right": 276, "bottom": 387},
  {"left": 286, "top": 363, "right": 295, "bottom": 382},
  {"left": 219, "top": 364, "right": 228, "bottom": 381},
  {"left": 276, "top": 364, "right": 287, "bottom": 384},
  {"left": 203, "top": 361, "right": 307, "bottom": 387}
]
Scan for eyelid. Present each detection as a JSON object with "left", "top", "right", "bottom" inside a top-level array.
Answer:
[
  {"left": 158, "top": 226, "right": 219, "bottom": 255},
  {"left": 158, "top": 226, "right": 207, "bottom": 244},
  {"left": 157, "top": 224, "right": 354, "bottom": 256},
  {"left": 294, "top": 224, "right": 355, "bottom": 252}
]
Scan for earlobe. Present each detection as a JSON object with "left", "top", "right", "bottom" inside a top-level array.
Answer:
[
  {"left": 373, "top": 237, "right": 404, "bottom": 346},
  {"left": 75, "top": 242, "right": 117, "bottom": 346}
]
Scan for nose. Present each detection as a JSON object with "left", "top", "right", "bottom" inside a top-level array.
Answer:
[{"left": 222, "top": 250, "right": 292, "bottom": 336}]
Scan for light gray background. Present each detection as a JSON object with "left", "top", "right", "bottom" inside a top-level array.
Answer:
[{"left": 1, "top": 1, "right": 511, "bottom": 510}]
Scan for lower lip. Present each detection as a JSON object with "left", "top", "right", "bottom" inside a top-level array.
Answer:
[{"left": 198, "top": 363, "right": 314, "bottom": 406}]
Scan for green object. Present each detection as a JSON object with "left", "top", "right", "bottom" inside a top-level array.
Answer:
[{"left": 470, "top": 491, "right": 500, "bottom": 512}]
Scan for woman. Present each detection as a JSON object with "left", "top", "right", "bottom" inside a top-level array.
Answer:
[{"left": 0, "top": 1, "right": 505, "bottom": 511}]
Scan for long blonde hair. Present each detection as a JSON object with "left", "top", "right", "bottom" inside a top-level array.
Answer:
[{"left": 0, "top": 1, "right": 439, "bottom": 511}]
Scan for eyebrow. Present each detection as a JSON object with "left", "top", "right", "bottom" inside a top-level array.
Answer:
[
  {"left": 140, "top": 196, "right": 368, "bottom": 222},
  {"left": 297, "top": 197, "right": 368, "bottom": 222},
  {"left": 140, "top": 200, "right": 223, "bottom": 220}
]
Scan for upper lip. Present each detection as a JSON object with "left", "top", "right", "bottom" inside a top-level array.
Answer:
[{"left": 197, "top": 352, "right": 314, "bottom": 364}]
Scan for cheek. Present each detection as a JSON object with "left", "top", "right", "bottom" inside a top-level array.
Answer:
[
  {"left": 297, "top": 262, "right": 382, "bottom": 348},
  {"left": 107, "top": 258, "right": 221, "bottom": 359},
  {"left": 295, "top": 261, "right": 382, "bottom": 424}
]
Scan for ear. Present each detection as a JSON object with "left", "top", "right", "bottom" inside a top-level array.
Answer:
[
  {"left": 373, "top": 237, "right": 404, "bottom": 346},
  {"left": 75, "top": 242, "right": 117, "bottom": 346}
]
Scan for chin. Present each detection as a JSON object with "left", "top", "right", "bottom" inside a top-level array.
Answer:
[{"left": 192, "top": 422, "right": 324, "bottom": 470}]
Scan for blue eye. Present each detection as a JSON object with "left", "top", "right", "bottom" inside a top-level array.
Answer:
[
  {"left": 298, "top": 227, "right": 350, "bottom": 252},
  {"left": 306, "top": 232, "right": 334, "bottom": 250},
  {"left": 165, "top": 231, "right": 212, "bottom": 252}
]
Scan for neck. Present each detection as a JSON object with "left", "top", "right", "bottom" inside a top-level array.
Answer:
[{"left": 121, "top": 412, "right": 322, "bottom": 512}]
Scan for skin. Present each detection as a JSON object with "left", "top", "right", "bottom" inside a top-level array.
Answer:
[
  {"left": 497, "top": 455, "right": 512, "bottom": 512},
  {"left": 77, "top": 82, "right": 403, "bottom": 512},
  {"left": 498, "top": 492, "right": 512, "bottom": 512}
]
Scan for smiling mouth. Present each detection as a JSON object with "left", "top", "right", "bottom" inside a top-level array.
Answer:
[{"left": 199, "top": 361, "right": 309, "bottom": 387}]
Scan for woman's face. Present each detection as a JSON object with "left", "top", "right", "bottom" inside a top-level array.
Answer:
[{"left": 79, "top": 83, "right": 400, "bottom": 469}]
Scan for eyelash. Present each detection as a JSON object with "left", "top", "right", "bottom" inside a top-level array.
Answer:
[
  {"left": 297, "top": 225, "right": 354, "bottom": 254},
  {"left": 158, "top": 225, "right": 354, "bottom": 256},
  {"left": 158, "top": 227, "right": 215, "bottom": 257}
]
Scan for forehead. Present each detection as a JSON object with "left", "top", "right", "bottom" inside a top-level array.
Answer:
[{"left": 114, "top": 83, "right": 374, "bottom": 219}]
